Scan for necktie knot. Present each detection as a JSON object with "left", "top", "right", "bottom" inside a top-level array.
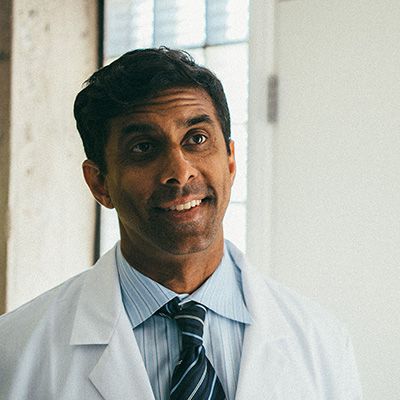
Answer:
[{"left": 159, "top": 297, "right": 207, "bottom": 347}]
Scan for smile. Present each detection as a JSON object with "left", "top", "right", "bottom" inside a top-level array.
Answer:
[{"left": 167, "top": 199, "right": 202, "bottom": 211}]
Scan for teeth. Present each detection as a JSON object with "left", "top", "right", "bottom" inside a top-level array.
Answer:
[{"left": 168, "top": 199, "right": 202, "bottom": 211}]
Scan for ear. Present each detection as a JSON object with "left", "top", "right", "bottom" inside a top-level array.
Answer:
[
  {"left": 228, "top": 140, "right": 236, "bottom": 185},
  {"left": 82, "top": 160, "right": 114, "bottom": 209}
]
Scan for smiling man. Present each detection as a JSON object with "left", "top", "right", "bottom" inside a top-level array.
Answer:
[
  {"left": 85, "top": 86, "right": 235, "bottom": 293},
  {"left": 0, "top": 48, "right": 362, "bottom": 400}
]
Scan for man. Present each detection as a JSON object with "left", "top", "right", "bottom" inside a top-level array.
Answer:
[{"left": 0, "top": 48, "right": 362, "bottom": 399}]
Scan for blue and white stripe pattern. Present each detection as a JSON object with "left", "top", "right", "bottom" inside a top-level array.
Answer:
[
  {"left": 158, "top": 298, "right": 226, "bottom": 399},
  {"left": 116, "top": 242, "right": 252, "bottom": 400}
]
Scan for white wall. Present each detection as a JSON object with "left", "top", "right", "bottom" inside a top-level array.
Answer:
[
  {"left": 6, "top": 1, "right": 98, "bottom": 311},
  {"left": 247, "top": 0, "right": 276, "bottom": 273},
  {"left": 272, "top": 1, "right": 400, "bottom": 399}
]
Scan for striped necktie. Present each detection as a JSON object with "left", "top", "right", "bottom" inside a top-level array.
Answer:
[{"left": 158, "top": 297, "right": 226, "bottom": 400}]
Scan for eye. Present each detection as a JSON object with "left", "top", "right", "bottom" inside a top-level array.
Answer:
[
  {"left": 130, "top": 142, "right": 154, "bottom": 153},
  {"left": 186, "top": 133, "right": 207, "bottom": 145}
]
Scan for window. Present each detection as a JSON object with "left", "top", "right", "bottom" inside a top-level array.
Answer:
[{"left": 100, "top": 0, "right": 249, "bottom": 254}]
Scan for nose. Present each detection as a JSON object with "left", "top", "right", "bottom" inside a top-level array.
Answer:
[{"left": 159, "top": 147, "right": 198, "bottom": 186}]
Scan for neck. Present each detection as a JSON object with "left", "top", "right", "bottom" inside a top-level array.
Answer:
[{"left": 119, "top": 233, "right": 225, "bottom": 294}]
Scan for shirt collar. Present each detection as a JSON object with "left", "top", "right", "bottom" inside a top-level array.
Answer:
[
  {"left": 116, "top": 242, "right": 252, "bottom": 329},
  {"left": 185, "top": 247, "right": 252, "bottom": 324}
]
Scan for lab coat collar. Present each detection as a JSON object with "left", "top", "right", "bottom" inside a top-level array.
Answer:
[
  {"left": 227, "top": 240, "right": 292, "bottom": 341},
  {"left": 70, "top": 241, "right": 292, "bottom": 345},
  {"left": 70, "top": 241, "right": 293, "bottom": 400},
  {"left": 227, "top": 241, "right": 292, "bottom": 400},
  {"left": 70, "top": 244, "right": 156, "bottom": 399},
  {"left": 70, "top": 246, "right": 122, "bottom": 345}
]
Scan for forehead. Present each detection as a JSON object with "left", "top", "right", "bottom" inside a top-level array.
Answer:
[
  {"left": 112, "top": 87, "right": 219, "bottom": 128},
  {"left": 135, "top": 87, "right": 215, "bottom": 112}
]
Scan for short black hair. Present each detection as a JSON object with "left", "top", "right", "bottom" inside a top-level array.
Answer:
[{"left": 73, "top": 47, "right": 231, "bottom": 174}]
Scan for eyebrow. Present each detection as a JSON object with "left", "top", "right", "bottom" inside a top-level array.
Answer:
[
  {"left": 120, "top": 114, "right": 214, "bottom": 136},
  {"left": 182, "top": 114, "right": 214, "bottom": 128}
]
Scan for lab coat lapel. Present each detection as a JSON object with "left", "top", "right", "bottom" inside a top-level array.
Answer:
[
  {"left": 88, "top": 311, "right": 155, "bottom": 400},
  {"left": 227, "top": 242, "right": 291, "bottom": 400},
  {"left": 70, "top": 245, "right": 155, "bottom": 400}
]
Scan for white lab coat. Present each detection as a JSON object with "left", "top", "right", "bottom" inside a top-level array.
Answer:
[{"left": 0, "top": 241, "right": 362, "bottom": 399}]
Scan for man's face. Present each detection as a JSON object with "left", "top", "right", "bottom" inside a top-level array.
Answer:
[{"left": 102, "top": 87, "right": 236, "bottom": 255}]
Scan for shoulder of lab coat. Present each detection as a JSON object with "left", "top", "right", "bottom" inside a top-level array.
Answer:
[
  {"left": 227, "top": 240, "right": 363, "bottom": 400},
  {"left": 0, "top": 245, "right": 123, "bottom": 399}
]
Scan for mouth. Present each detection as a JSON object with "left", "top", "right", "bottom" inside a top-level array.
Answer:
[
  {"left": 154, "top": 197, "right": 211, "bottom": 214},
  {"left": 166, "top": 199, "right": 202, "bottom": 211}
]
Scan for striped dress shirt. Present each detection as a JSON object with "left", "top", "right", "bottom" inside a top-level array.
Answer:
[{"left": 116, "top": 242, "right": 252, "bottom": 400}]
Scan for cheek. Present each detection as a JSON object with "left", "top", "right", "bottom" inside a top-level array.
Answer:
[
  {"left": 212, "top": 166, "right": 234, "bottom": 201},
  {"left": 206, "top": 157, "right": 233, "bottom": 185},
  {"left": 111, "top": 174, "right": 149, "bottom": 208},
  {"left": 120, "top": 184, "right": 148, "bottom": 205}
]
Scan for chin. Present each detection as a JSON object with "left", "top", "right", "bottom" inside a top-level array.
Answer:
[{"left": 153, "top": 232, "right": 220, "bottom": 256}]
